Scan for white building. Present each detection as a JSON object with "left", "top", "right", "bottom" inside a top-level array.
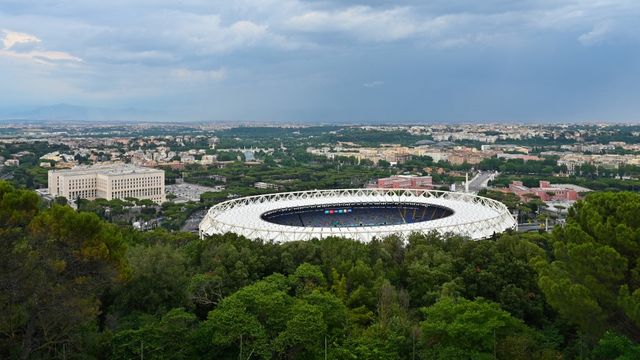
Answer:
[
  {"left": 254, "top": 181, "right": 279, "bottom": 190},
  {"left": 48, "top": 165, "right": 165, "bottom": 203}
]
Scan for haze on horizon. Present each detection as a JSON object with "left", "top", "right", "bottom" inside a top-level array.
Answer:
[{"left": 1, "top": 0, "right": 639, "bottom": 123}]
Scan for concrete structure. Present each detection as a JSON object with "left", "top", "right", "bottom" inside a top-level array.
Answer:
[
  {"left": 48, "top": 165, "right": 165, "bottom": 203},
  {"left": 243, "top": 150, "right": 256, "bottom": 161},
  {"left": 556, "top": 153, "right": 640, "bottom": 175},
  {"left": 166, "top": 183, "right": 224, "bottom": 203},
  {"left": 508, "top": 180, "right": 590, "bottom": 202},
  {"left": 306, "top": 145, "right": 423, "bottom": 165},
  {"left": 200, "top": 188, "right": 517, "bottom": 242},
  {"left": 375, "top": 175, "right": 433, "bottom": 189},
  {"left": 465, "top": 173, "right": 469, "bottom": 193},
  {"left": 447, "top": 149, "right": 492, "bottom": 165},
  {"left": 254, "top": 181, "right": 279, "bottom": 190},
  {"left": 496, "top": 153, "right": 542, "bottom": 161}
]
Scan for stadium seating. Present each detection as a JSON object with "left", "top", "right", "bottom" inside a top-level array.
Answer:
[{"left": 264, "top": 203, "right": 452, "bottom": 228}]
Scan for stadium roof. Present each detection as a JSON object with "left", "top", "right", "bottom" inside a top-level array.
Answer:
[{"left": 200, "top": 189, "right": 517, "bottom": 242}]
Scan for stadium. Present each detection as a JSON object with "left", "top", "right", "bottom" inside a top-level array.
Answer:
[{"left": 199, "top": 188, "right": 517, "bottom": 242}]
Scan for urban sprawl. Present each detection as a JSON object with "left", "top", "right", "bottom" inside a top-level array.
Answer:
[{"left": 2, "top": 122, "right": 639, "bottom": 232}]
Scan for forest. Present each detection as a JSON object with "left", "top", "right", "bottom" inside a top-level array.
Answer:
[{"left": 2, "top": 180, "right": 640, "bottom": 359}]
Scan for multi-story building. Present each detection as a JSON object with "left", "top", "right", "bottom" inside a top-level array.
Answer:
[
  {"left": 496, "top": 153, "right": 542, "bottom": 162},
  {"left": 374, "top": 175, "right": 433, "bottom": 189},
  {"left": 48, "top": 164, "right": 165, "bottom": 203},
  {"left": 254, "top": 181, "right": 279, "bottom": 190},
  {"left": 508, "top": 180, "right": 590, "bottom": 202}
]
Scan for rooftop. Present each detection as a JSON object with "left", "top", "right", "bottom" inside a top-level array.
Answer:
[
  {"left": 549, "top": 184, "right": 592, "bottom": 193},
  {"left": 50, "top": 164, "right": 163, "bottom": 176}
]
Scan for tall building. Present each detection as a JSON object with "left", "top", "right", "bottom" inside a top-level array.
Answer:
[{"left": 48, "top": 165, "right": 165, "bottom": 203}]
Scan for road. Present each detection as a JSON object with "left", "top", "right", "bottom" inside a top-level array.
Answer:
[
  {"left": 517, "top": 222, "right": 555, "bottom": 233},
  {"left": 182, "top": 209, "right": 207, "bottom": 233},
  {"left": 467, "top": 171, "right": 497, "bottom": 192}
]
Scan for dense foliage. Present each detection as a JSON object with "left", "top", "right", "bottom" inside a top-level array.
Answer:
[
  {"left": 535, "top": 192, "right": 640, "bottom": 340},
  {"left": 2, "top": 181, "right": 640, "bottom": 358},
  {"left": 0, "top": 181, "right": 127, "bottom": 359}
]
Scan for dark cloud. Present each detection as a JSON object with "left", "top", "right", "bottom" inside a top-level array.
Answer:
[{"left": 0, "top": 0, "right": 639, "bottom": 122}]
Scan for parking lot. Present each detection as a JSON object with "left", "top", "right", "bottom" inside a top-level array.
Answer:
[{"left": 166, "top": 183, "right": 223, "bottom": 203}]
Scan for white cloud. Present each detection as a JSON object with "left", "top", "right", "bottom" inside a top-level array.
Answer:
[
  {"left": 172, "top": 67, "right": 227, "bottom": 81},
  {"left": 578, "top": 22, "right": 612, "bottom": 46},
  {"left": 0, "top": 49, "right": 81, "bottom": 63},
  {"left": 282, "top": 2, "right": 640, "bottom": 48},
  {"left": 30, "top": 50, "right": 82, "bottom": 62},
  {"left": 286, "top": 6, "right": 421, "bottom": 42},
  {"left": 526, "top": 1, "right": 637, "bottom": 36},
  {"left": 1, "top": 0, "right": 640, "bottom": 118},
  {"left": 363, "top": 80, "right": 384, "bottom": 88},
  {"left": 0, "top": 29, "right": 81, "bottom": 63},
  {"left": 284, "top": 7, "right": 529, "bottom": 47},
  {"left": 435, "top": 32, "right": 517, "bottom": 48},
  {"left": 2, "top": 29, "right": 41, "bottom": 49},
  {"left": 162, "top": 12, "right": 302, "bottom": 55}
]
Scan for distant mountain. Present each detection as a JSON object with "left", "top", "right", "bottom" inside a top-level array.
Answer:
[{"left": 0, "top": 104, "right": 155, "bottom": 122}]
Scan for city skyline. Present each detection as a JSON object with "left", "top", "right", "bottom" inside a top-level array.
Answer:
[{"left": 1, "top": 1, "right": 640, "bottom": 123}]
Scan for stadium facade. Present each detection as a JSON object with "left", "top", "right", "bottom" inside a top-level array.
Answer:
[{"left": 199, "top": 188, "right": 517, "bottom": 242}]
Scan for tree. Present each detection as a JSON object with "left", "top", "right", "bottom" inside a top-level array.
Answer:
[
  {"left": 457, "top": 235, "right": 549, "bottom": 327},
  {"left": 274, "top": 301, "right": 327, "bottom": 359},
  {"left": 0, "top": 196, "right": 127, "bottom": 359},
  {"left": 205, "top": 274, "right": 291, "bottom": 359},
  {"left": 204, "top": 265, "right": 349, "bottom": 359},
  {"left": 184, "top": 233, "right": 274, "bottom": 299},
  {"left": 289, "top": 263, "right": 326, "bottom": 295},
  {"left": 110, "top": 308, "right": 201, "bottom": 360},
  {"left": 340, "top": 280, "right": 414, "bottom": 359},
  {"left": 420, "top": 298, "right": 538, "bottom": 359},
  {"left": 405, "top": 238, "right": 456, "bottom": 307},
  {"left": 7, "top": 179, "right": 640, "bottom": 358},
  {"left": 187, "top": 273, "right": 225, "bottom": 317},
  {"left": 592, "top": 331, "right": 640, "bottom": 360},
  {"left": 112, "top": 244, "right": 189, "bottom": 315},
  {"left": 303, "top": 290, "right": 348, "bottom": 339},
  {"left": 533, "top": 192, "right": 640, "bottom": 339}
]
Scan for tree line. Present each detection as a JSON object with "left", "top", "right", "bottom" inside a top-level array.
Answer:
[{"left": 2, "top": 180, "right": 640, "bottom": 358}]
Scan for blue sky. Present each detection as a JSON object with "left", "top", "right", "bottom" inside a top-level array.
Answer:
[{"left": 1, "top": 0, "right": 639, "bottom": 123}]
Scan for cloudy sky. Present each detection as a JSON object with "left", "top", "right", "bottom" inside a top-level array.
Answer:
[{"left": 1, "top": 0, "right": 639, "bottom": 123}]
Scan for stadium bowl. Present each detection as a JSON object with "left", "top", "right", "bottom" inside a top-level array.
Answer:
[{"left": 199, "top": 188, "right": 517, "bottom": 242}]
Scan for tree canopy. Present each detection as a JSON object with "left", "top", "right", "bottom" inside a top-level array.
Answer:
[
  {"left": 1, "top": 181, "right": 639, "bottom": 358},
  {"left": 534, "top": 192, "right": 640, "bottom": 340}
]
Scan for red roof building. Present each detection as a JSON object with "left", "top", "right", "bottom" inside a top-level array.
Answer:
[
  {"left": 508, "top": 180, "right": 583, "bottom": 202},
  {"left": 375, "top": 175, "right": 433, "bottom": 189}
]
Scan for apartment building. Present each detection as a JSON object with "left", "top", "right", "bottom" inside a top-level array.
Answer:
[{"left": 48, "top": 165, "right": 165, "bottom": 204}]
